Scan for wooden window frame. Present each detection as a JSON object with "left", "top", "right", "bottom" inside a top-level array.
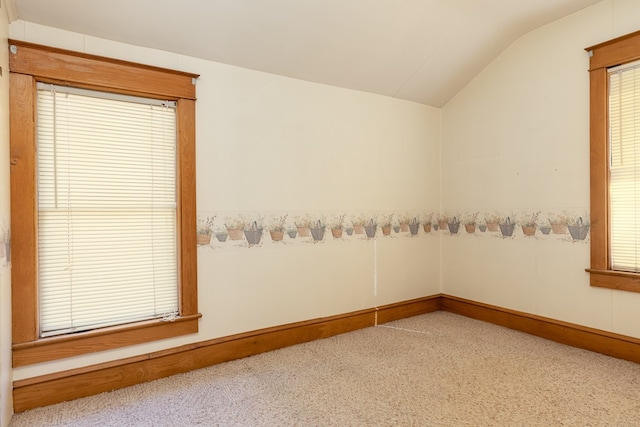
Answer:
[
  {"left": 586, "top": 30, "right": 640, "bottom": 293},
  {"left": 9, "top": 40, "right": 201, "bottom": 367}
]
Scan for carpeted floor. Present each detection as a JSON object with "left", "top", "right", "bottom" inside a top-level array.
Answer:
[{"left": 10, "top": 312, "right": 640, "bottom": 426}]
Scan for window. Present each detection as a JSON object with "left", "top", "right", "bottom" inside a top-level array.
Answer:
[
  {"left": 9, "top": 40, "right": 201, "bottom": 366},
  {"left": 37, "top": 84, "right": 179, "bottom": 337},
  {"left": 586, "top": 30, "right": 640, "bottom": 292},
  {"left": 608, "top": 61, "right": 640, "bottom": 272}
]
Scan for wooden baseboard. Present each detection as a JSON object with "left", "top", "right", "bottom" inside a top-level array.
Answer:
[
  {"left": 15, "top": 294, "right": 640, "bottom": 413},
  {"left": 376, "top": 295, "right": 442, "bottom": 324},
  {"left": 440, "top": 295, "right": 640, "bottom": 364},
  {"left": 13, "top": 295, "right": 441, "bottom": 412}
]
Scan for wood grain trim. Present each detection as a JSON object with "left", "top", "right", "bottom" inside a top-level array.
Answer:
[
  {"left": 585, "top": 31, "right": 640, "bottom": 292},
  {"left": 13, "top": 315, "right": 201, "bottom": 367},
  {"left": 13, "top": 308, "right": 375, "bottom": 412},
  {"left": 8, "top": 39, "right": 198, "bottom": 100},
  {"left": 588, "top": 67, "right": 608, "bottom": 273},
  {"left": 376, "top": 295, "right": 442, "bottom": 324},
  {"left": 10, "top": 72, "right": 39, "bottom": 344},
  {"left": 14, "top": 295, "right": 640, "bottom": 412},
  {"left": 586, "top": 30, "right": 640, "bottom": 71},
  {"left": 177, "top": 98, "right": 198, "bottom": 315},
  {"left": 9, "top": 41, "right": 201, "bottom": 364},
  {"left": 587, "top": 269, "right": 640, "bottom": 293},
  {"left": 440, "top": 295, "right": 640, "bottom": 364},
  {"left": 13, "top": 296, "right": 440, "bottom": 412}
]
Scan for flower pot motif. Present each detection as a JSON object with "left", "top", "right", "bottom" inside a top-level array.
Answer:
[
  {"left": 393, "top": 225, "right": 401, "bottom": 233},
  {"left": 215, "top": 232, "right": 228, "bottom": 242},
  {"left": 244, "top": 229, "right": 262, "bottom": 245},
  {"left": 196, "top": 232, "right": 212, "bottom": 245},
  {"left": 270, "top": 230, "right": 284, "bottom": 241},
  {"left": 331, "top": 227, "right": 343, "bottom": 238},
  {"left": 478, "top": 224, "right": 487, "bottom": 232},
  {"left": 244, "top": 222, "right": 263, "bottom": 245},
  {"left": 353, "top": 224, "right": 365, "bottom": 235},
  {"left": 550, "top": 223, "right": 567, "bottom": 235},
  {"left": 521, "top": 225, "right": 536, "bottom": 236},
  {"left": 310, "top": 221, "right": 325, "bottom": 241},
  {"left": 499, "top": 218, "right": 515, "bottom": 237},
  {"left": 540, "top": 225, "right": 552, "bottom": 235},
  {"left": 448, "top": 218, "right": 460, "bottom": 234},
  {"left": 423, "top": 224, "right": 432, "bottom": 233},
  {"left": 244, "top": 228, "right": 263, "bottom": 245},
  {"left": 438, "top": 221, "right": 448, "bottom": 231},
  {"left": 568, "top": 218, "right": 590, "bottom": 240},
  {"left": 382, "top": 225, "right": 392, "bottom": 236},
  {"left": 433, "top": 223, "right": 439, "bottom": 231},
  {"left": 287, "top": 229, "right": 298, "bottom": 239},
  {"left": 364, "top": 220, "right": 377, "bottom": 238},
  {"left": 345, "top": 227, "right": 354, "bottom": 236},
  {"left": 400, "top": 222, "right": 410, "bottom": 232},
  {"left": 409, "top": 222, "right": 420, "bottom": 236},
  {"left": 296, "top": 225, "right": 311, "bottom": 238},
  {"left": 465, "top": 224, "right": 476, "bottom": 234},
  {"left": 486, "top": 222, "right": 499, "bottom": 232},
  {"left": 227, "top": 227, "right": 244, "bottom": 241}
]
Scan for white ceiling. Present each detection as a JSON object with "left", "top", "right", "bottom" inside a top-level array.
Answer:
[{"left": 12, "top": 0, "right": 600, "bottom": 107}]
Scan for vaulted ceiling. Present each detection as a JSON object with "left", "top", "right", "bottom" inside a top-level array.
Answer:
[{"left": 12, "top": 0, "right": 601, "bottom": 107}]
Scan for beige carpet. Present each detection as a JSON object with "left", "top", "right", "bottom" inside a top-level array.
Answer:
[{"left": 10, "top": 312, "right": 640, "bottom": 426}]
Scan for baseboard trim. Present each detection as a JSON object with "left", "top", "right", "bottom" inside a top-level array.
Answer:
[
  {"left": 15, "top": 294, "right": 640, "bottom": 413},
  {"left": 440, "top": 295, "right": 640, "bottom": 364},
  {"left": 376, "top": 295, "right": 442, "bottom": 324},
  {"left": 13, "top": 295, "right": 441, "bottom": 412}
]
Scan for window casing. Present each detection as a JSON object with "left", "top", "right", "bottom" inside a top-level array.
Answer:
[
  {"left": 9, "top": 40, "right": 201, "bottom": 366},
  {"left": 586, "top": 30, "right": 640, "bottom": 293}
]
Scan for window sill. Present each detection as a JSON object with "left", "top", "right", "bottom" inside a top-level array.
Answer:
[
  {"left": 586, "top": 268, "right": 640, "bottom": 293},
  {"left": 13, "top": 313, "right": 201, "bottom": 367}
]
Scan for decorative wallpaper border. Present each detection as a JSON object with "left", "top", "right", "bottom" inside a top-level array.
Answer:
[
  {"left": 196, "top": 209, "right": 590, "bottom": 250},
  {"left": 0, "top": 218, "right": 10, "bottom": 267}
]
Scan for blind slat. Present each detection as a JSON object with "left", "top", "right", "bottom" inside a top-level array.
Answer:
[
  {"left": 37, "top": 84, "right": 179, "bottom": 337},
  {"left": 609, "top": 63, "right": 640, "bottom": 271}
]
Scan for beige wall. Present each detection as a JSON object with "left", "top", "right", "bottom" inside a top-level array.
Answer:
[
  {"left": 8, "top": 21, "right": 442, "bottom": 381},
  {"left": 441, "top": 0, "right": 640, "bottom": 338}
]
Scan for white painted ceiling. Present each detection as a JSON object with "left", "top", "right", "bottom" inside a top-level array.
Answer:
[{"left": 12, "top": 0, "right": 600, "bottom": 107}]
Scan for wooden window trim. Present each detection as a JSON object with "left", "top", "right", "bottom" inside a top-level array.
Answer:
[
  {"left": 585, "top": 30, "right": 640, "bottom": 293},
  {"left": 9, "top": 40, "right": 201, "bottom": 366}
]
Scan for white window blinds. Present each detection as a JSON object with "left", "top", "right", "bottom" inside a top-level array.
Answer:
[
  {"left": 609, "top": 61, "right": 640, "bottom": 272},
  {"left": 37, "top": 83, "right": 179, "bottom": 337}
]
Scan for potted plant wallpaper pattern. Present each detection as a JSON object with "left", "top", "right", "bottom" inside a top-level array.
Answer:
[
  {"left": 196, "top": 216, "right": 215, "bottom": 246},
  {"left": 440, "top": 209, "right": 590, "bottom": 241},
  {"left": 464, "top": 212, "right": 479, "bottom": 234},
  {"left": 1, "top": 219, "right": 10, "bottom": 267},
  {"left": 568, "top": 217, "right": 590, "bottom": 240},
  {"left": 499, "top": 216, "right": 516, "bottom": 237},
  {"left": 329, "top": 214, "right": 347, "bottom": 238},
  {"left": 196, "top": 209, "right": 590, "bottom": 250},
  {"left": 422, "top": 213, "right": 433, "bottom": 233},
  {"left": 268, "top": 215, "right": 287, "bottom": 241},
  {"left": 520, "top": 212, "right": 540, "bottom": 237}
]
